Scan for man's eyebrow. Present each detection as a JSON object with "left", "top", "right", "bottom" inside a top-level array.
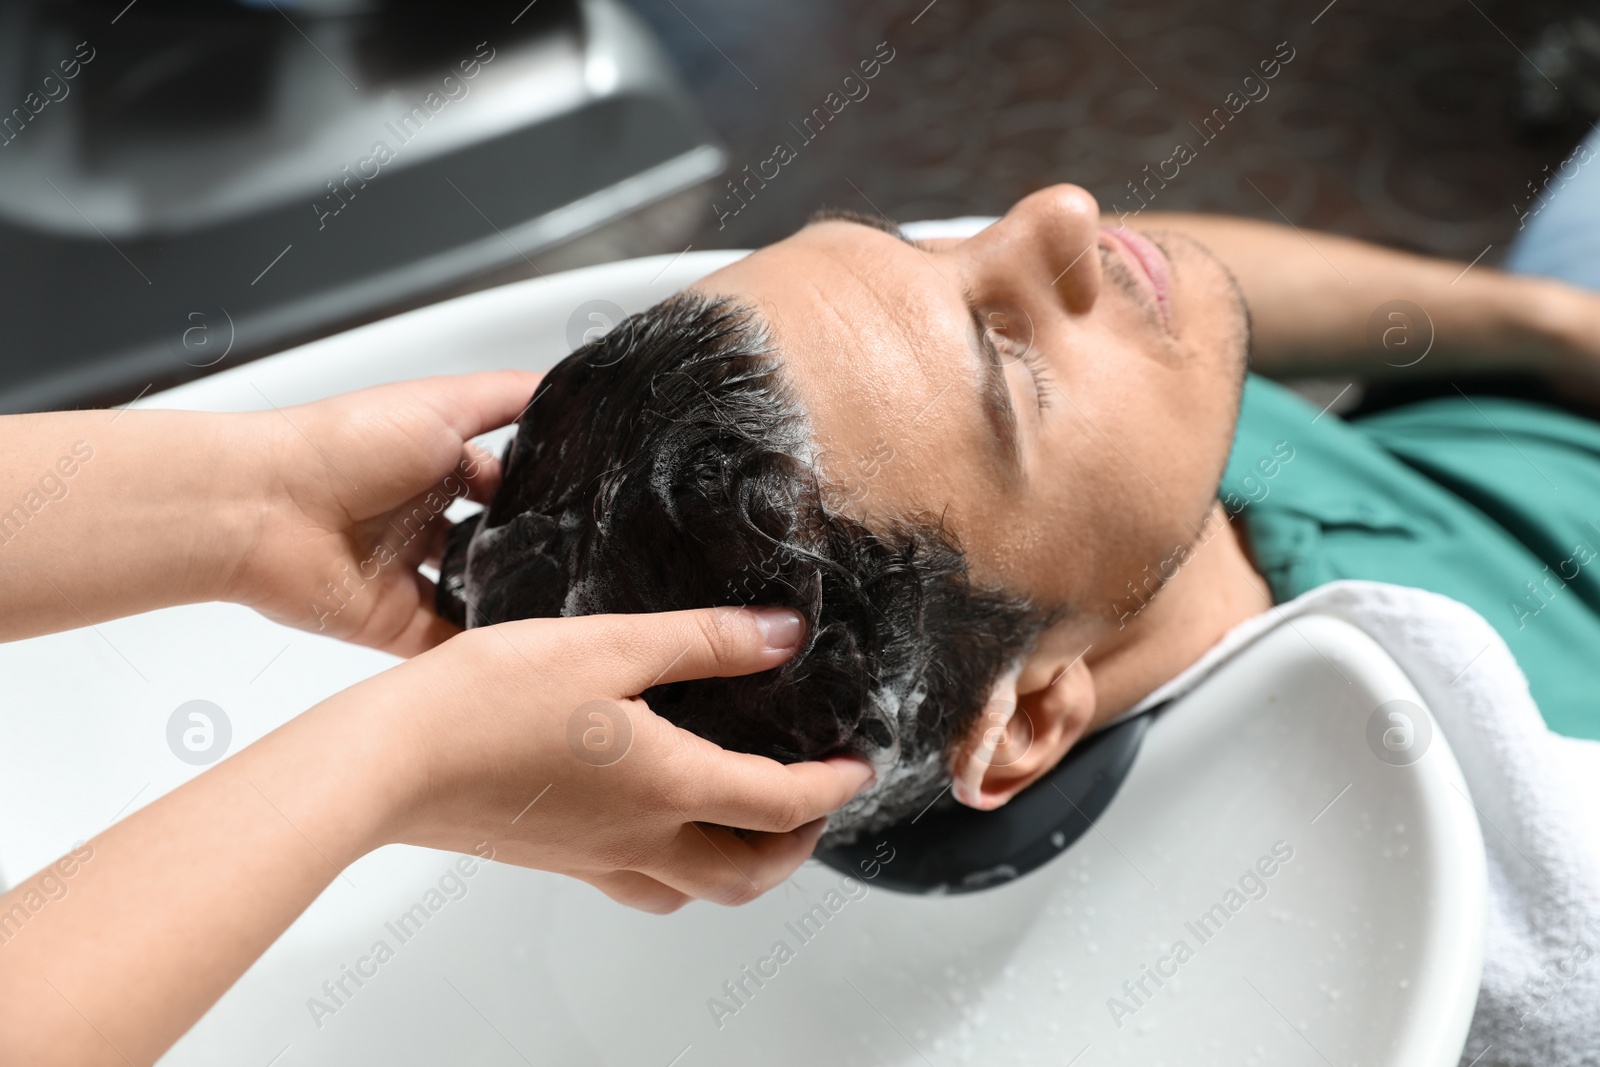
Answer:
[
  {"left": 806, "top": 207, "right": 917, "bottom": 246},
  {"left": 806, "top": 207, "right": 1016, "bottom": 473},
  {"left": 967, "top": 302, "right": 1023, "bottom": 480}
]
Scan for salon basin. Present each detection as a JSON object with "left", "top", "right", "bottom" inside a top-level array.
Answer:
[{"left": 0, "top": 251, "right": 1485, "bottom": 1065}]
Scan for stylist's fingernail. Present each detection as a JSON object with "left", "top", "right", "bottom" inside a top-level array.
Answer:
[
  {"left": 753, "top": 607, "right": 805, "bottom": 651},
  {"left": 825, "top": 756, "right": 876, "bottom": 798}
]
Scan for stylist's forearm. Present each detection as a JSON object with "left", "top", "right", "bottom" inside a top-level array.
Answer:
[
  {"left": 1127, "top": 212, "right": 1582, "bottom": 378},
  {"left": 0, "top": 409, "right": 267, "bottom": 641},
  {"left": 0, "top": 690, "right": 404, "bottom": 1066}
]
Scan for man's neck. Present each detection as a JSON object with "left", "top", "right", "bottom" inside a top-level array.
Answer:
[{"left": 1084, "top": 503, "right": 1274, "bottom": 728}]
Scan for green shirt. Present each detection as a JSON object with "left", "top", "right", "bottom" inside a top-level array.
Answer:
[{"left": 1221, "top": 374, "right": 1600, "bottom": 740}]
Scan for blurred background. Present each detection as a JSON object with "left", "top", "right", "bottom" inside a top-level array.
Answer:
[{"left": 2, "top": 0, "right": 1596, "bottom": 412}]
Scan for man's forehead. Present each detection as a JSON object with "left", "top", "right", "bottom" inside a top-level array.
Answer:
[
  {"left": 694, "top": 231, "right": 995, "bottom": 523},
  {"left": 700, "top": 228, "right": 953, "bottom": 388}
]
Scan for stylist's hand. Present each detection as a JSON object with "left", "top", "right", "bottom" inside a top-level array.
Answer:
[
  {"left": 234, "top": 371, "right": 540, "bottom": 656},
  {"left": 0, "top": 606, "right": 872, "bottom": 1067},
  {"left": 330, "top": 605, "right": 875, "bottom": 912}
]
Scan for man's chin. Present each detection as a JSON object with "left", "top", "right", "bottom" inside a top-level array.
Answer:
[{"left": 1145, "top": 229, "right": 1253, "bottom": 382}]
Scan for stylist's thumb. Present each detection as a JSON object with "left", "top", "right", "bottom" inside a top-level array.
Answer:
[
  {"left": 588, "top": 605, "right": 876, "bottom": 833},
  {"left": 601, "top": 606, "right": 808, "bottom": 694}
]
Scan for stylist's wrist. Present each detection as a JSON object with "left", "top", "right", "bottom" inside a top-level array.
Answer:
[
  {"left": 201, "top": 410, "right": 298, "bottom": 611},
  {"left": 228, "top": 677, "right": 424, "bottom": 871},
  {"left": 117, "top": 408, "right": 283, "bottom": 611}
]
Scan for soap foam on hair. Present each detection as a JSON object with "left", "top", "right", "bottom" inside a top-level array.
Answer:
[{"left": 824, "top": 676, "right": 936, "bottom": 841}]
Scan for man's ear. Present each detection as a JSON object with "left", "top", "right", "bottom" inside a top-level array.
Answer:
[{"left": 948, "top": 651, "right": 1096, "bottom": 811}]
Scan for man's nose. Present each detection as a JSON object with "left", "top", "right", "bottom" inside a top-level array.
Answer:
[{"left": 964, "top": 184, "right": 1103, "bottom": 315}]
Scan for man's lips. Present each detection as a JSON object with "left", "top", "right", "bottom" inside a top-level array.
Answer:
[{"left": 1101, "top": 226, "right": 1173, "bottom": 330}]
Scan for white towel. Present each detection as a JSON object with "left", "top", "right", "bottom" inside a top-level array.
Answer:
[{"left": 1113, "top": 579, "right": 1600, "bottom": 1066}]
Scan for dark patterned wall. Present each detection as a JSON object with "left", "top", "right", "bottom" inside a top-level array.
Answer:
[{"left": 630, "top": 0, "right": 1594, "bottom": 263}]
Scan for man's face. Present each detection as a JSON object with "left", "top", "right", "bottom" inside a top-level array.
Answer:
[{"left": 695, "top": 184, "right": 1249, "bottom": 649}]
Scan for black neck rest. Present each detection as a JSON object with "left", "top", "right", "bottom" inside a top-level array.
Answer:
[{"left": 815, "top": 710, "right": 1153, "bottom": 894}]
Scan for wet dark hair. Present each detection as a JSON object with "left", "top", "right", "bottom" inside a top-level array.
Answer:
[{"left": 438, "top": 292, "right": 1055, "bottom": 836}]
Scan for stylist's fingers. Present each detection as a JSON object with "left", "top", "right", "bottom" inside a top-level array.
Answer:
[
  {"left": 578, "top": 606, "right": 807, "bottom": 695},
  {"left": 677, "top": 748, "right": 876, "bottom": 833},
  {"left": 642, "top": 819, "right": 831, "bottom": 906},
  {"left": 414, "top": 370, "right": 544, "bottom": 442},
  {"left": 382, "top": 491, "right": 453, "bottom": 573},
  {"left": 459, "top": 440, "right": 503, "bottom": 504},
  {"left": 347, "top": 584, "right": 460, "bottom": 658},
  {"left": 422, "top": 510, "right": 453, "bottom": 570},
  {"left": 584, "top": 871, "right": 692, "bottom": 915},
  {"left": 384, "top": 602, "right": 461, "bottom": 658}
]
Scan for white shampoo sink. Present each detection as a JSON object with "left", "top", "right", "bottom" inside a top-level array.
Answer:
[{"left": 0, "top": 251, "right": 1485, "bottom": 1065}]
